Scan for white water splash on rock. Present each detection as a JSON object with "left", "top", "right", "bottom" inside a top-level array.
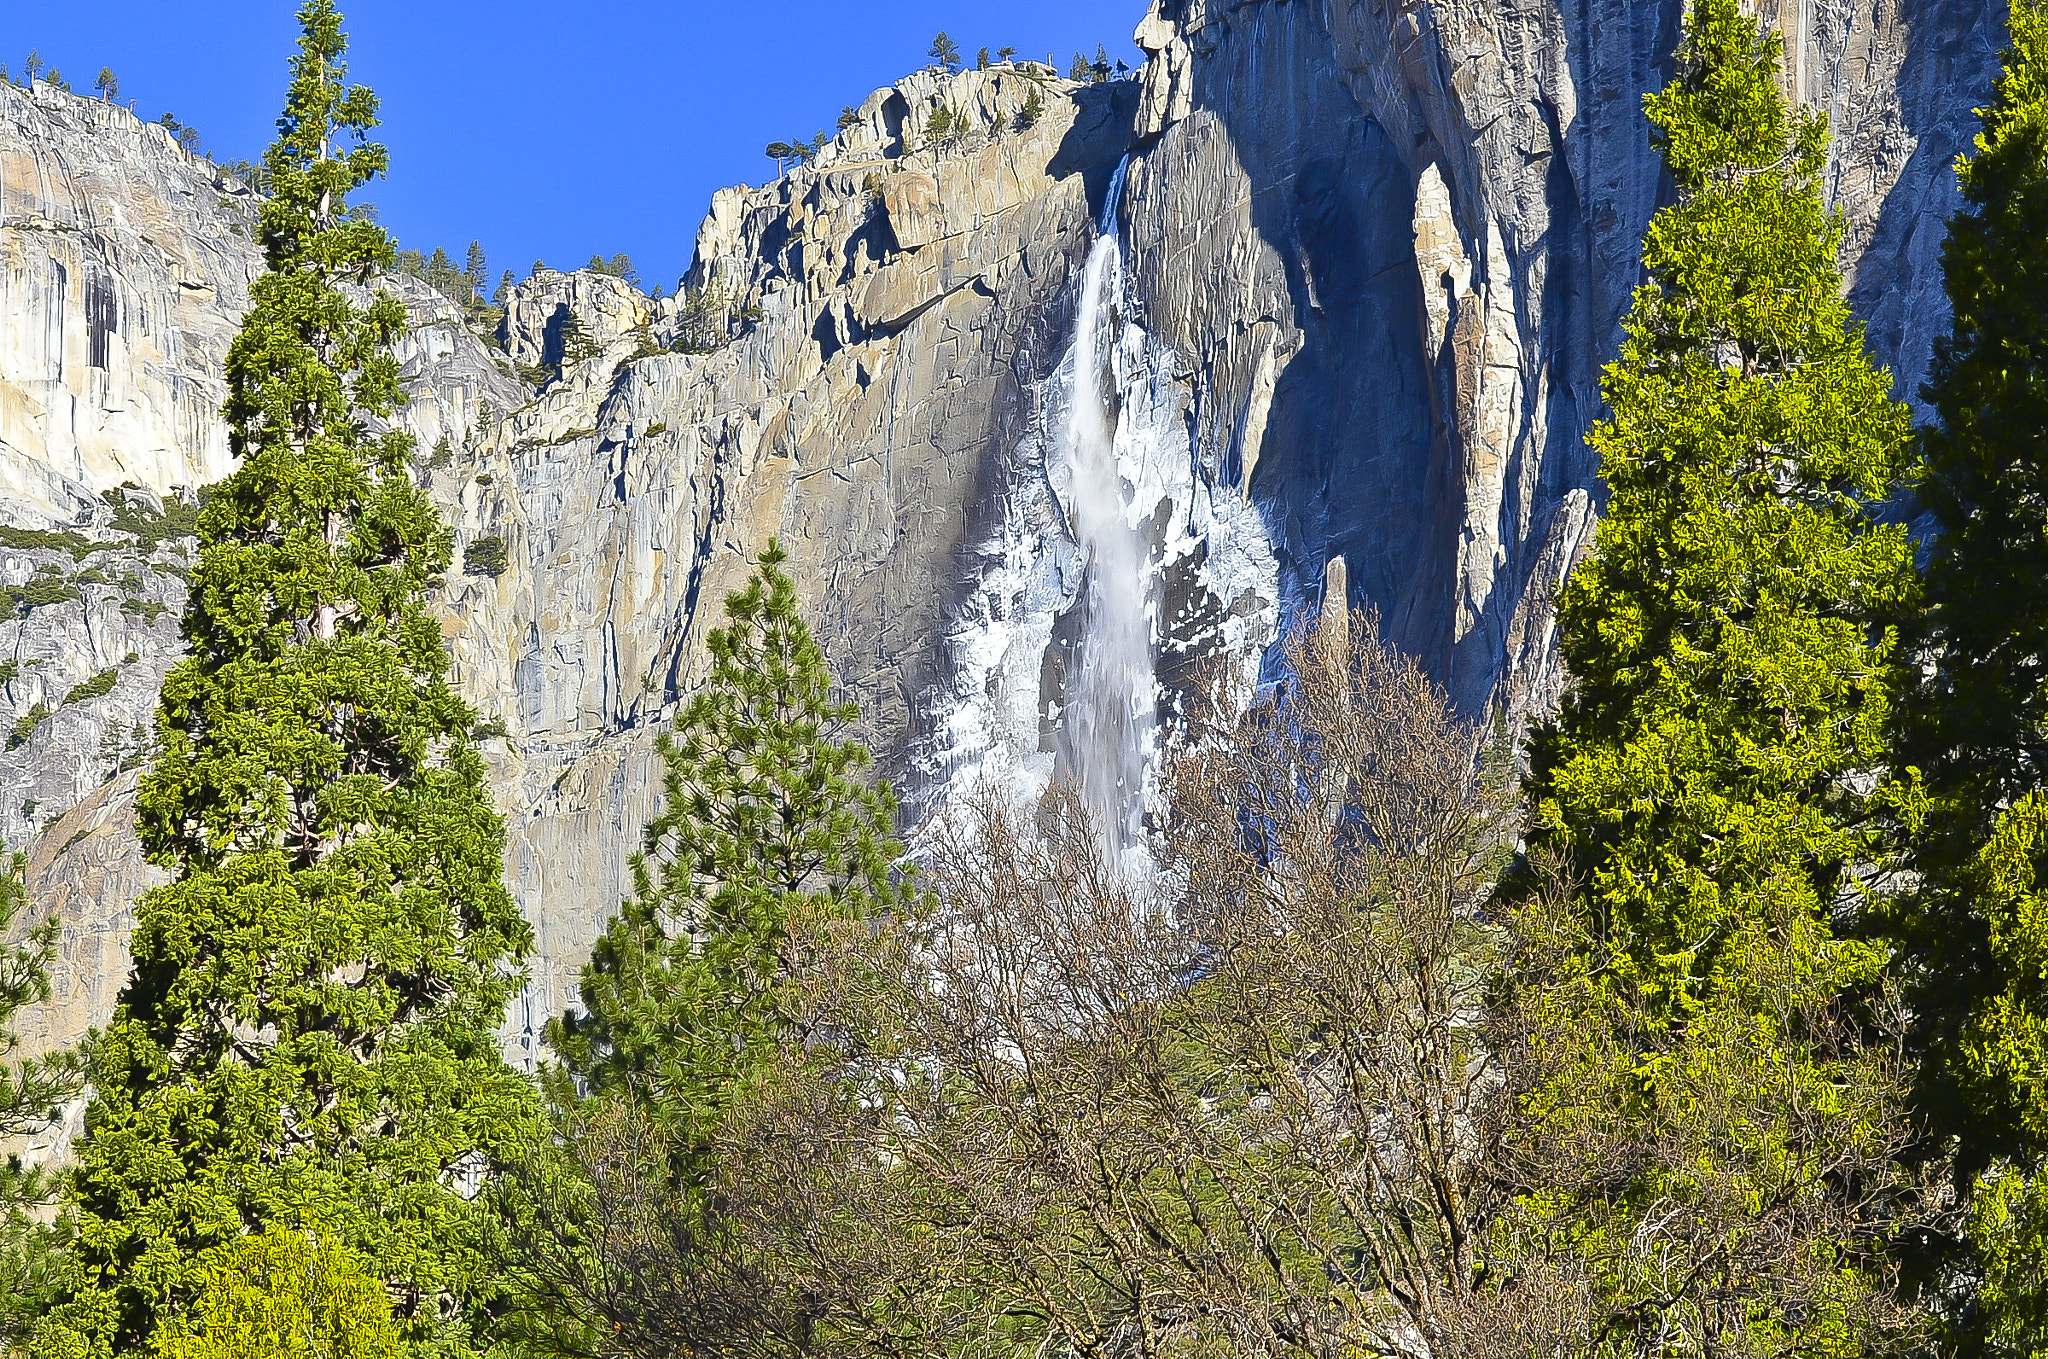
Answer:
[{"left": 916, "top": 163, "right": 1279, "bottom": 869}]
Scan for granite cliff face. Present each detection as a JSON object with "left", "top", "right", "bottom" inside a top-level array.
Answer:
[
  {"left": 0, "top": 0, "right": 2005, "bottom": 1061},
  {"left": 1119, "top": 0, "right": 2000, "bottom": 720}
]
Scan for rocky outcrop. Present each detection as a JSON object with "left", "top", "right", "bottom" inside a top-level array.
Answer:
[
  {"left": 0, "top": 0, "right": 2006, "bottom": 1067},
  {"left": 1119, "top": 0, "right": 2000, "bottom": 720},
  {"left": 424, "top": 64, "right": 1140, "bottom": 1041},
  {"left": 0, "top": 84, "right": 256, "bottom": 526},
  {"left": 0, "top": 67, "right": 1142, "bottom": 1058}
]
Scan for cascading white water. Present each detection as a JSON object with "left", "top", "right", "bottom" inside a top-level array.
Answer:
[
  {"left": 1058, "top": 165, "right": 1154, "bottom": 866},
  {"left": 912, "top": 155, "right": 1281, "bottom": 868}
]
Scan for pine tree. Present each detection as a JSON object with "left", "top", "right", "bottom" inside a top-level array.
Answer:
[
  {"left": 1016, "top": 86, "right": 1045, "bottom": 131},
  {"left": 0, "top": 844, "right": 84, "bottom": 1352},
  {"left": 549, "top": 541, "right": 904, "bottom": 1159},
  {"left": 1506, "top": 0, "right": 1920, "bottom": 1347},
  {"left": 22, "top": 50, "right": 42, "bottom": 84},
  {"left": 426, "top": 243, "right": 460, "bottom": 301},
  {"left": 463, "top": 240, "right": 486, "bottom": 302},
  {"left": 93, "top": 67, "right": 116, "bottom": 101},
  {"left": 1894, "top": 1, "right": 2048, "bottom": 1345},
  {"left": 928, "top": 31, "right": 961, "bottom": 74},
  {"left": 40, "top": 4, "right": 540, "bottom": 1355}
]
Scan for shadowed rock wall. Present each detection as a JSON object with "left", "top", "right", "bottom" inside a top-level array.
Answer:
[{"left": 1121, "top": 0, "right": 2000, "bottom": 721}]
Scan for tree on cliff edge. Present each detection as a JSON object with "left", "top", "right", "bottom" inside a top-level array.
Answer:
[
  {"left": 1501, "top": 0, "right": 1929, "bottom": 1348},
  {"left": 1894, "top": 0, "right": 2048, "bottom": 1345},
  {"left": 40, "top": 4, "right": 539, "bottom": 1356}
]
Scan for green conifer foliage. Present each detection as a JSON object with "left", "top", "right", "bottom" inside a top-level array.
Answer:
[
  {"left": 1528, "top": 0, "right": 1913, "bottom": 1036},
  {"left": 1508, "top": 0, "right": 1919, "bottom": 1346},
  {"left": 549, "top": 541, "right": 903, "bottom": 1155},
  {"left": 1895, "top": 2, "right": 2048, "bottom": 1343},
  {"left": 0, "top": 845, "right": 84, "bottom": 1352},
  {"left": 41, "top": 5, "right": 539, "bottom": 1356}
]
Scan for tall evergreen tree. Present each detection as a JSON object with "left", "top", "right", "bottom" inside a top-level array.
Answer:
[
  {"left": 462, "top": 240, "right": 486, "bottom": 302},
  {"left": 41, "top": 4, "right": 539, "bottom": 1355},
  {"left": 1506, "top": 0, "right": 1921, "bottom": 1348},
  {"left": 1894, "top": 1, "right": 2048, "bottom": 1345},
  {"left": 549, "top": 542, "right": 903, "bottom": 1157}
]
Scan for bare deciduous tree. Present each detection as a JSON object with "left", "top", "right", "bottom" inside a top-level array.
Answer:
[{"left": 498, "top": 612, "right": 1945, "bottom": 1359}]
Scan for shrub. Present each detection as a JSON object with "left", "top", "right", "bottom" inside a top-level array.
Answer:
[
  {"left": 152, "top": 1225, "right": 403, "bottom": 1359},
  {"left": 3, "top": 580, "right": 82, "bottom": 617},
  {"left": 462, "top": 536, "right": 510, "bottom": 577},
  {"left": 103, "top": 485, "right": 202, "bottom": 551},
  {"left": 63, "top": 670, "right": 118, "bottom": 706},
  {"left": 8, "top": 705, "right": 50, "bottom": 750},
  {"left": 0, "top": 525, "right": 96, "bottom": 558}
]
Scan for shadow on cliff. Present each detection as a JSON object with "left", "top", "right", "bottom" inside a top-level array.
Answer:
[
  {"left": 1846, "top": 0, "right": 2002, "bottom": 409},
  {"left": 1134, "top": 2, "right": 1445, "bottom": 673},
  {"left": 1054, "top": 80, "right": 1145, "bottom": 221}
]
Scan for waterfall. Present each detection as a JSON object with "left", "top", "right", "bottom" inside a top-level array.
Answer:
[
  {"left": 1056, "top": 159, "right": 1153, "bottom": 865},
  {"left": 913, "top": 155, "right": 1281, "bottom": 868}
]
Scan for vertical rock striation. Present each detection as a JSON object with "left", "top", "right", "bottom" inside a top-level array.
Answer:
[
  {"left": 0, "top": 0, "right": 2006, "bottom": 1064},
  {"left": 1120, "top": 0, "right": 2000, "bottom": 720}
]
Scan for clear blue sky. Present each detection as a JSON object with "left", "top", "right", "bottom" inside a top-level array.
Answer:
[{"left": 3, "top": 1, "right": 1145, "bottom": 291}]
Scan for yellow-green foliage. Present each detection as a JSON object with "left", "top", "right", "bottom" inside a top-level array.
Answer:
[
  {"left": 1969, "top": 1167, "right": 2048, "bottom": 1355},
  {"left": 1530, "top": 0, "right": 1913, "bottom": 1016},
  {"left": 1892, "top": 3, "right": 2048, "bottom": 1345},
  {"left": 1959, "top": 790, "right": 2048, "bottom": 1354},
  {"left": 152, "top": 1226, "right": 400, "bottom": 1359},
  {"left": 1507, "top": 0, "right": 1919, "bottom": 1349}
]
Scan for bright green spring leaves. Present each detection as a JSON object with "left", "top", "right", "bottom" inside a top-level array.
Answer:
[
  {"left": 1514, "top": 0, "right": 1916, "bottom": 1348},
  {"left": 42, "top": 5, "right": 538, "bottom": 1357},
  {"left": 1961, "top": 791, "right": 2048, "bottom": 1351},
  {"left": 550, "top": 541, "right": 905, "bottom": 1152},
  {"left": 152, "top": 1226, "right": 401, "bottom": 1359},
  {"left": 1897, "top": 3, "right": 2048, "bottom": 1345}
]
